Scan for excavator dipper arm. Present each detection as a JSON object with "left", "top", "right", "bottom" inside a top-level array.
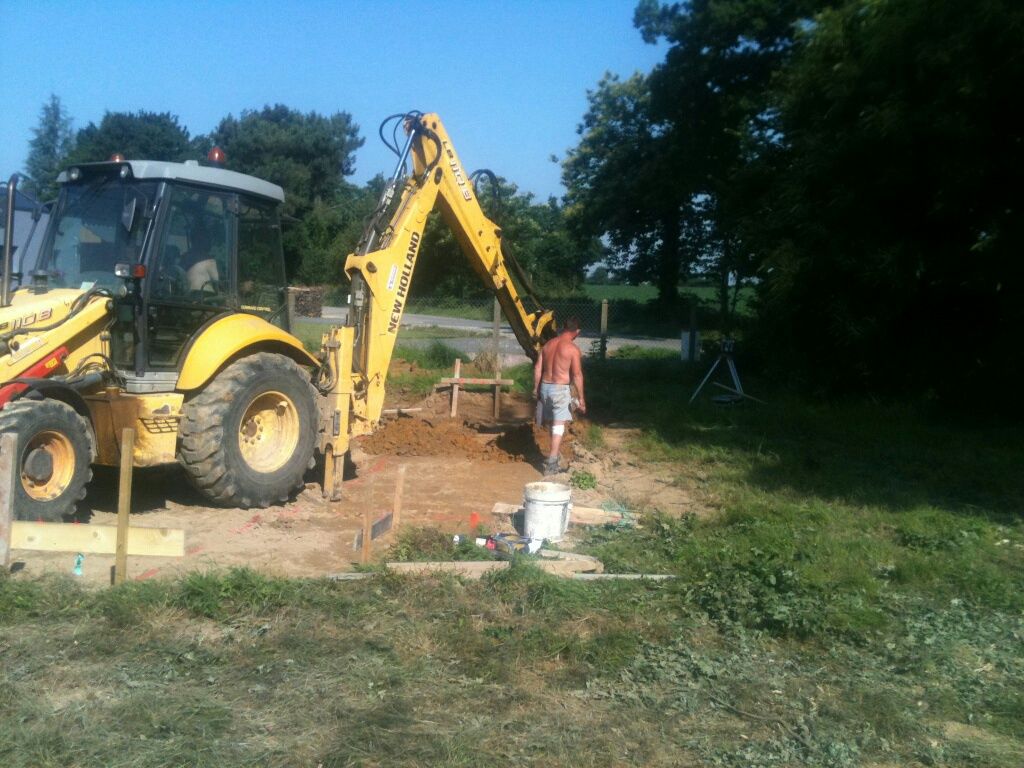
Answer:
[{"left": 340, "top": 113, "right": 555, "bottom": 434}]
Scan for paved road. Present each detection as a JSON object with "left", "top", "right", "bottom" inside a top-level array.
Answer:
[{"left": 316, "top": 307, "right": 681, "bottom": 364}]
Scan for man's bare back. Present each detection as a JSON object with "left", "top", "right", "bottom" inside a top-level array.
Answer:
[
  {"left": 533, "top": 325, "right": 585, "bottom": 416},
  {"left": 540, "top": 335, "right": 581, "bottom": 385}
]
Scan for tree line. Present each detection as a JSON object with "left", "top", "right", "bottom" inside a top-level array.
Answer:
[
  {"left": 19, "top": 100, "right": 591, "bottom": 297},
  {"left": 564, "top": 0, "right": 1023, "bottom": 408}
]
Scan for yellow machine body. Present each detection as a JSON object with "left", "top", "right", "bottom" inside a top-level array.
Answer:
[
  {"left": 176, "top": 313, "right": 318, "bottom": 391},
  {"left": 85, "top": 390, "right": 184, "bottom": 467},
  {"left": 0, "top": 289, "right": 111, "bottom": 384}
]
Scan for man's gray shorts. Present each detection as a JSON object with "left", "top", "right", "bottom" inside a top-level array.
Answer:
[{"left": 540, "top": 382, "right": 572, "bottom": 423}]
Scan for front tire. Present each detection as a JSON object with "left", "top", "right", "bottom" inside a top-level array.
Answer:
[
  {"left": 0, "top": 399, "right": 95, "bottom": 521},
  {"left": 178, "top": 353, "right": 318, "bottom": 508}
]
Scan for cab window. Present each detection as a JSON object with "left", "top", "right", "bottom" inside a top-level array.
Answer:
[
  {"left": 151, "top": 187, "right": 234, "bottom": 302},
  {"left": 237, "top": 195, "right": 286, "bottom": 326},
  {"left": 145, "top": 186, "right": 237, "bottom": 369}
]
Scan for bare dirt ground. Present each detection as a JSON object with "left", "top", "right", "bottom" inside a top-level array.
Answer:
[{"left": 12, "top": 388, "right": 700, "bottom": 584}]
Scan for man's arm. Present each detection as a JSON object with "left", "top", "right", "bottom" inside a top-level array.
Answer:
[
  {"left": 571, "top": 347, "right": 585, "bottom": 413},
  {"left": 533, "top": 349, "right": 544, "bottom": 398}
]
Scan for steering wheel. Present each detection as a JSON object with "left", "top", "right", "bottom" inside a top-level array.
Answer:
[{"left": 190, "top": 280, "right": 225, "bottom": 304}]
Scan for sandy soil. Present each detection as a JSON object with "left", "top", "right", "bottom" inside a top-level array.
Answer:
[{"left": 9, "top": 388, "right": 700, "bottom": 585}]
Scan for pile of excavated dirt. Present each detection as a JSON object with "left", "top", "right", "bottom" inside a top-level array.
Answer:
[
  {"left": 358, "top": 410, "right": 586, "bottom": 464},
  {"left": 358, "top": 415, "right": 484, "bottom": 457}
]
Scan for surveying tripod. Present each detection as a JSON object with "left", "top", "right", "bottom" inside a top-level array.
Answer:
[{"left": 688, "top": 339, "right": 763, "bottom": 404}]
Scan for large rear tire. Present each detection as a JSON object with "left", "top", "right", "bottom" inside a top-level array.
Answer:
[
  {"left": 178, "top": 353, "right": 318, "bottom": 508},
  {"left": 0, "top": 399, "right": 95, "bottom": 521}
]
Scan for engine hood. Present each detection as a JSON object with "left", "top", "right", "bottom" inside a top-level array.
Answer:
[{"left": 0, "top": 288, "right": 90, "bottom": 336}]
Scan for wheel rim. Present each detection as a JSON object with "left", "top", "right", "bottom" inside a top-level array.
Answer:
[
  {"left": 21, "top": 430, "right": 76, "bottom": 501},
  {"left": 238, "top": 390, "right": 300, "bottom": 473}
]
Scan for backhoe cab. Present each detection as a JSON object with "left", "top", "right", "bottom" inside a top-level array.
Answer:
[{"left": 0, "top": 112, "right": 554, "bottom": 520}]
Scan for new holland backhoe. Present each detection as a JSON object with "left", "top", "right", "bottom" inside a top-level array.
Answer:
[{"left": 0, "top": 112, "right": 555, "bottom": 520}]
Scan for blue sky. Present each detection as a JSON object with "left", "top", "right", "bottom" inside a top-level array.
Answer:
[{"left": 1, "top": 0, "right": 666, "bottom": 200}]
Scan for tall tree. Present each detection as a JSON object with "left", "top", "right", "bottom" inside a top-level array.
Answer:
[
  {"left": 24, "top": 94, "right": 74, "bottom": 200},
  {"left": 562, "top": 73, "right": 686, "bottom": 308},
  {"left": 753, "top": 0, "right": 1024, "bottom": 404},
  {"left": 68, "top": 111, "right": 193, "bottom": 165},
  {"left": 205, "top": 105, "right": 364, "bottom": 279},
  {"left": 413, "top": 177, "right": 591, "bottom": 299},
  {"left": 632, "top": 0, "right": 825, "bottom": 315}
]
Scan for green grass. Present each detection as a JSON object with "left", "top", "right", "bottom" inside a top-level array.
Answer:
[
  {"left": 582, "top": 283, "right": 660, "bottom": 302},
  {"left": 2, "top": 358, "right": 1022, "bottom": 766},
  {"left": 612, "top": 344, "right": 677, "bottom": 360},
  {"left": 583, "top": 282, "right": 757, "bottom": 317},
  {"left": 291, "top": 320, "right": 486, "bottom": 355}
]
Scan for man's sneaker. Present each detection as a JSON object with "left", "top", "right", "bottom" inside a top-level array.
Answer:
[{"left": 543, "top": 458, "right": 562, "bottom": 476}]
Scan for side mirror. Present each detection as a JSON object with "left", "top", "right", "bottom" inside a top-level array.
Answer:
[{"left": 121, "top": 196, "right": 138, "bottom": 233}]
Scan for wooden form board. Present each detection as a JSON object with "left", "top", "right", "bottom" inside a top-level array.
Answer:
[
  {"left": 438, "top": 377, "right": 514, "bottom": 386},
  {"left": 11, "top": 521, "right": 185, "bottom": 557},
  {"left": 382, "top": 557, "right": 601, "bottom": 579},
  {"left": 491, "top": 502, "right": 625, "bottom": 527}
]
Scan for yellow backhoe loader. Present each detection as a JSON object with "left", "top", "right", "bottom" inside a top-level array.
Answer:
[{"left": 0, "top": 112, "right": 555, "bottom": 520}]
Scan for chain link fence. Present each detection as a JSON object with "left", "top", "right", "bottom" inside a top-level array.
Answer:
[
  {"left": 361, "top": 295, "right": 691, "bottom": 366},
  {"left": 291, "top": 290, "right": 733, "bottom": 373}
]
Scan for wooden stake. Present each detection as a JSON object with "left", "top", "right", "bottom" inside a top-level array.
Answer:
[
  {"left": 360, "top": 475, "right": 374, "bottom": 565},
  {"left": 113, "top": 428, "right": 134, "bottom": 585},
  {"left": 0, "top": 433, "right": 15, "bottom": 571},
  {"left": 392, "top": 464, "right": 407, "bottom": 531},
  {"left": 600, "top": 299, "right": 609, "bottom": 360},
  {"left": 449, "top": 358, "right": 462, "bottom": 418}
]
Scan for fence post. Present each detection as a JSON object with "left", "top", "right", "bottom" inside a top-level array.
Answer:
[
  {"left": 493, "top": 298, "right": 502, "bottom": 418},
  {"left": 688, "top": 302, "right": 699, "bottom": 363},
  {"left": 599, "top": 299, "right": 609, "bottom": 360},
  {"left": 0, "top": 433, "right": 15, "bottom": 571},
  {"left": 286, "top": 287, "right": 298, "bottom": 330}
]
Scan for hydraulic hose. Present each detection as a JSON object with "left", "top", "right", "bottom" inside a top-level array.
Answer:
[
  {"left": 0, "top": 287, "right": 113, "bottom": 345},
  {"left": 2, "top": 174, "right": 19, "bottom": 308}
]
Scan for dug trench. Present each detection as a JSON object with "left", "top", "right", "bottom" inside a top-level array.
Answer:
[{"left": 10, "top": 388, "right": 699, "bottom": 584}]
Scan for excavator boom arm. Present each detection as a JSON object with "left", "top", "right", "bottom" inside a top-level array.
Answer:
[{"left": 340, "top": 113, "right": 555, "bottom": 432}]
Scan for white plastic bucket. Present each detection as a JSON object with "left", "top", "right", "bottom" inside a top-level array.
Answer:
[{"left": 523, "top": 482, "right": 572, "bottom": 542}]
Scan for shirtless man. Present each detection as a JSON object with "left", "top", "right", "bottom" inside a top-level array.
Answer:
[
  {"left": 183, "top": 225, "right": 220, "bottom": 293},
  {"left": 533, "top": 316, "right": 587, "bottom": 475}
]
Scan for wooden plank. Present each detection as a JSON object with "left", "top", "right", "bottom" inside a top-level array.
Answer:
[
  {"left": 385, "top": 557, "right": 600, "bottom": 577},
  {"left": 536, "top": 559, "right": 602, "bottom": 576},
  {"left": 385, "top": 561, "right": 509, "bottom": 578},
  {"left": 570, "top": 507, "right": 626, "bottom": 526},
  {"left": 0, "top": 433, "right": 14, "bottom": 570},
  {"left": 449, "top": 359, "right": 461, "bottom": 418},
  {"left": 114, "top": 428, "right": 135, "bottom": 585},
  {"left": 11, "top": 522, "right": 184, "bottom": 557},
  {"left": 439, "top": 377, "right": 514, "bottom": 386},
  {"left": 490, "top": 502, "right": 624, "bottom": 527},
  {"left": 327, "top": 568, "right": 671, "bottom": 582},
  {"left": 572, "top": 573, "right": 675, "bottom": 581}
]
